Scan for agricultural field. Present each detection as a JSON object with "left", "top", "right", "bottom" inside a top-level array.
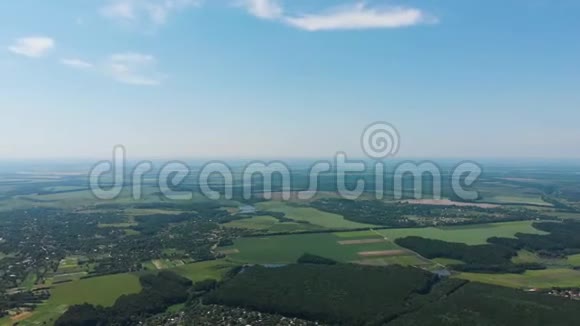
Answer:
[
  {"left": 456, "top": 269, "right": 580, "bottom": 289},
  {"left": 169, "top": 260, "right": 238, "bottom": 283},
  {"left": 223, "top": 215, "right": 322, "bottom": 233},
  {"left": 475, "top": 181, "right": 552, "bottom": 206},
  {"left": 341, "top": 221, "right": 548, "bottom": 245},
  {"left": 1, "top": 260, "right": 237, "bottom": 326},
  {"left": 222, "top": 221, "right": 554, "bottom": 266},
  {"left": 2, "top": 273, "right": 141, "bottom": 326},
  {"left": 431, "top": 258, "right": 465, "bottom": 265},
  {"left": 0, "top": 185, "right": 163, "bottom": 211},
  {"left": 2, "top": 166, "right": 580, "bottom": 325},
  {"left": 221, "top": 232, "right": 407, "bottom": 264},
  {"left": 356, "top": 255, "right": 432, "bottom": 267},
  {"left": 511, "top": 250, "right": 580, "bottom": 268},
  {"left": 255, "top": 201, "right": 376, "bottom": 229}
]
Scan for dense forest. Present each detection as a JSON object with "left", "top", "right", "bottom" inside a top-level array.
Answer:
[
  {"left": 204, "top": 263, "right": 580, "bottom": 325},
  {"left": 390, "top": 282, "right": 580, "bottom": 326},
  {"left": 395, "top": 236, "right": 544, "bottom": 273},
  {"left": 489, "top": 220, "right": 580, "bottom": 256},
  {"left": 205, "top": 264, "right": 440, "bottom": 324}
]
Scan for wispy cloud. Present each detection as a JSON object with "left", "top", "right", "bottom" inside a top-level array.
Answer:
[
  {"left": 285, "top": 4, "right": 436, "bottom": 31},
  {"left": 238, "top": 1, "right": 436, "bottom": 31},
  {"left": 106, "top": 52, "right": 163, "bottom": 86},
  {"left": 8, "top": 37, "right": 55, "bottom": 57},
  {"left": 239, "top": 0, "right": 282, "bottom": 20},
  {"left": 101, "top": 0, "right": 202, "bottom": 25},
  {"left": 61, "top": 58, "right": 94, "bottom": 69}
]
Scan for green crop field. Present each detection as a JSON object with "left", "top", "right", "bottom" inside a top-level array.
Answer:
[
  {"left": 510, "top": 251, "right": 580, "bottom": 268},
  {"left": 223, "top": 215, "right": 323, "bottom": 233},
  {"left": 456, "top": 268, "right": 580, "bottom": 289},
  {"left": 8, "top": 273, "right": 141, "bottom": 326},
  {"left": 356, "top": 255, "right": 432, "bottom": 267},
  {"left": 222, "top": 233, "right": 400, "bottom": 264},
  {"left": 333, "top": 230, "right": 378, "bottom": 238},
  {"left": 50, "top": 273, "right": 141, "bottom": 307},
  {"left": 169, "top": 260, "right": 238, "bottom": 282},
  {"left": 431, "top": 258, "right": 465, "bottom": 265},
  {"left": 475, "top": 181, "right": 552, "bottom": 206},
  {"left": 367, "top": 221, "right": 548, "bottom": 245},
  {"left": 255, "top": 201, "right": 376, "bottom": 229},
  {"left": 566, "top": 254, "right": 580, "bottom": 266}
]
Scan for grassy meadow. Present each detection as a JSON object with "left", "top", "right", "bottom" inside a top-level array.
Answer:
[
  {"left": 3, "top": 273, "right": 141, "bottom": 326},
  {"left": 1, "top": 260, "right": 237, "bottom": 326},
  {"left": 222, "top": 232, "right": 402, "bottom": 264},
  {"left": 456, "top": 269, "right": 580, "bottom": 289},
  {"left": 255, "top": 201, "right": 376, "bottom": 229},
  {"left": 335, "top": 221, "right": 548, "bottom": 245}
]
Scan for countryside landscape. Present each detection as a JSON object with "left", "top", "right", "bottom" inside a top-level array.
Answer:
[
  {"left": 2, "top": 0, "right": 580, "bottom": 325},
  {"left": 3, "top": 165, "right": 580, "bottom": 325}
]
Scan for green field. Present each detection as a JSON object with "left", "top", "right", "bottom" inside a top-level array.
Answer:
[
  {"left": 8, "top": 273, "right": 141, "bottom": 326},
  {"left": 333, "top": 230, "right": 377, "bottom": 238},
  {"left": 566, "top": 254, "right": 580, "bottom": 266},
  {"left": 431, "top": 258, "right": 465, "bottom": 265},
  {"left": 223, "top": 215, "right": 322, "bottom": 232},
  {"left": 222, "top": 233, "right": 400, "bottom": 264},
  {"left": 169, "top": 260, "right": 237, "bottom": 282},
  {"left": 50, "top": 274, "right": 141, "bottom": 307},
  {"left": 58, "top": 257, "right": 78, "bottom": 269},
  {"left": 338, "top": 221, "right": 547, "bottom": 245},
  {"left": 357, "top": 255, "right": 431, "bottom": 267},
  {"left": 456, "top": 268, "right": 580, "bottom": 289},
  {"left": 0, "top": 185, "right": 168, "bottom": 211},
  {"left": 20, "top": 273, "right": 37, "bottom": 290},
  {"left": 511, "top": 250, "right": 580, "bottom": 268},
  {"left": 475, "top": 181, "right": 552, "bottom": 206},
  {"left": 255, "top": 201, "right": 376, "bottom": 229},
  {"left": 3, "top": 261, "right": 238, "bottom": 325},
  {"left": 223, "top": 220, "right": 551, "bottom": 264}
]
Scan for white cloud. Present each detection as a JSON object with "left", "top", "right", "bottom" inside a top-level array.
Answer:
[
  {"left": 61, "top": 58, "right": 94, "bottom": 69},
  {"left": 285, "top": 4, "right": 435, "bottom": 31},
  {"left": 236, "top": 1, "right": 436, "bottom": 31},
  {"left": 106, "top": 52, "right": 162, "bottom": 85},
  {"left": 239, "top": 0, "right": 283, "bottom": 19},
  {"left": 101, "top": 0, "right": 201, "bottom": 25},
  {"left": 8, "top": 37, "right": 55, "bottom": 58}
]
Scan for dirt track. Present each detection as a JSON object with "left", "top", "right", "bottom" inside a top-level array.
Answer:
[{"left": 357, "top": 249, "right": 409, "bottom": 257}]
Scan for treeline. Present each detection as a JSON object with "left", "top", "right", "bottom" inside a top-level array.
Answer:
[
  {"left": 541, "top": 196, "right": 577, "bottom": 211},
  {"left": 309, "top": 198, "right": 550, "bottom": 227},
  {"left": 297, "top": 253, "right": 337, "bottom": 265},
  {"left": 310, "top": 199, "right": 418, "bottom": 226},
  {"left": 489, "top": 220, "right": 580, "bottom": 255},
  {"left": 55, "top": 271, "right": 192, "bottom": 326},
  {"left": 395, "top": 236, "right": 544, "bottom": 273}
]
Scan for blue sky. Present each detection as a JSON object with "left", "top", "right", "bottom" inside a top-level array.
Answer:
[{"left": 1, "top": 0, "right": 579, "bottom": 160}]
